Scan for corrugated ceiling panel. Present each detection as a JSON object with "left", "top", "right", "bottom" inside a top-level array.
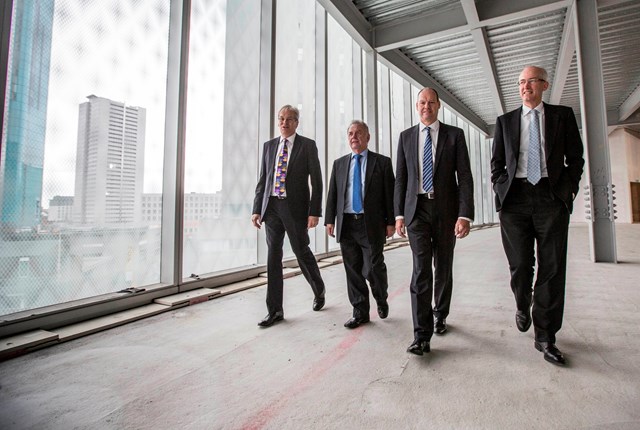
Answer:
[
  {"left": 487, "top": 9, "right": 567, "bottom": 114},
  {"left": 402, "top": 32, "right": 498, "bottom": 124},
  {"left": 598, "top": 1, "right": 640, "bottom": 111},
  {"left": 353, "top": 0, "right": 459, "bottom": 27}
]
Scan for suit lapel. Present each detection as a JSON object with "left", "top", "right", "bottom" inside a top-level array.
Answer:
[
  {"left": 408, "top": 125, "right": 420, "bottom": 176},
  {"left": 288, "top": 135, "right": 302, "bottom": 167},
  {"left": 543, "top": 103, "right": 558, "bottom": 160},
  {"left": 434, "top": 124, "right": 446, "bottom": 173},
  {"left": 509, "top": 108, "right": 522, "bottom": 165},
  {"left": 338, "top": 155, "right": 350, "bottom": 199},
  {"left": 364, "top": 151, "right": 376, "bottom": 195}
]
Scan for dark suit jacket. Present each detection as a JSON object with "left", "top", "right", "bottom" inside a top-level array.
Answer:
[
  {"left": 394, "top": 122, "right": 474, "bottom": 227},
  {"left": 252, "top": 134, "right": 323, "bottom": 221},
  {"left": 325, "top": 151, "right": 395, "bottom": 245},
  {"left": 491, "top": 103, "right": 584, "bottom": 213}
]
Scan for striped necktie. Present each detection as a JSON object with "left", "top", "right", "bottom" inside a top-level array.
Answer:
[{"left": 422, "top": 126, "right": 433, "bottom": 192}]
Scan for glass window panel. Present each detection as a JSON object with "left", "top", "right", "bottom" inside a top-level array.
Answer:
[
  {"left": 182, "top": 0, "right": 261, "bottom": 277},
  {"left": 0, "top": 0, "right": 170, "bottom": 315},
  {"left": 377, "top": 62, "right": 390, "bottom": 156},
  {"left": 389, "top": 70, "right": 405, "bottom": 163},
  {"left": 273, "top": 0, "right": 317, "bottom": 257},
  {"left": 327, "top": 15, "right": 355, "bottom": 251}
]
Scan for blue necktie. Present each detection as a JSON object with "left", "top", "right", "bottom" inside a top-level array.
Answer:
[
  {"left": 353, "top": 154, "right": 363, "bottom": 213},
  {"left": 422, "top": 127, "right": 433, "bottom": 192},
  {"left": 528, "top": 109, "right": 541, "bottom": 185}
]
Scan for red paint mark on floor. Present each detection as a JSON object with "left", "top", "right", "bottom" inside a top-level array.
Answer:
[
  {"left": 240, "top": 332, "right": 361, "bottom": 430},
  {"left": 241, "top": 286, "right": 408, "bottom": 430}
]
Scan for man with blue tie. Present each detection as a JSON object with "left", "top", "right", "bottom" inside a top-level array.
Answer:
[
  {"left": 395, "top": 88, "right": 474, "bottom": 355},
  {"left": 325, "top": 120, "right": 395, "bottom": 329},
  {"left": 491, "top": 66, "right": 584, "bottom": 365}
]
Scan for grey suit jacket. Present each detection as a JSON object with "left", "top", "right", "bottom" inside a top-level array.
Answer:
[
  {"left": 325, "top": 151, "right": 395, "bottom": 244},
  {"left": 491, "top": 103, "right": 584, "bottom": 213},
  {"left": 252, "top": 134, "right": 323, "bottom": 221},
  {"left": 394, "top": 122, "right": 474, "bottom": 227}
]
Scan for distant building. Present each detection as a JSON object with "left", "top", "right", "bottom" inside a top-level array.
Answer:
[
  {"left": 0, "top": 1, "right": 55, "bottom": 230},
  {"left": 48, "top": 196, "right": 74, "bottom": 222},
  {"left": 73, "top": 95, "right": 146, "bottom": 225},
  {"left": 141, "top": 192, "right": 221, "bottom": 231}
]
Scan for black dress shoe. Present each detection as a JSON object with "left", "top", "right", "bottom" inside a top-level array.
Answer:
[
  {"left": 258, "top": 312, "right": 284, "bottom": 327},
  {"left": 313, "top": 296, "right": 325, "bottom": 311},
  {"left": 377, "top": 302, "right": 389, "bottom": 319},
  {"left": 434, "top": 317, "right": 447, "bottom": 335},
  {"left": 407, "top": 339, "right": 430, "bottom": 355},
  {"left": 515, "top": 310, "right": 532, "bottom": 332},
  {"left": 344, "top": 316, "right": 369, "bottom": 329},
  {"left": 535, "top": 341, "right": 566, "bottom": 366}
]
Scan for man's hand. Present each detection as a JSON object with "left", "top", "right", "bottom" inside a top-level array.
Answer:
[
  {"left": 455, "top": 218, "right": 471, "bottom": 238},
  {"left": 251, "top": 214, "right": 262, "bottom": 229},
  {"left": 308, "top": 216, "right": 320, "bottom": 229},
  {"left": 326, "top": 224, "right": 335, "bottom": 237},
  {"left": 395, "top": 219, "right": 406, "bottom": 238},
  {"left": 386, "top": 225, "right": 395, "bottom": 238}
]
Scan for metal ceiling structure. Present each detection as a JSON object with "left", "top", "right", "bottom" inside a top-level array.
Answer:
[{"left": 319, "top": 0, "right": 640, "bottom": 137}]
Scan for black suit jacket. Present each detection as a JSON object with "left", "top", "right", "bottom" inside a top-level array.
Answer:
[
  {"left": 491, "top": 103, "right": 584, "bottom": 213},
  {"left": 325, "top": 151, "right": 395, "bottom": 244},
  {"left": 252, "top": 134, "right": 323, "bottom": 221},
  {"left": 394, "top": 122, "right": 474, "bottom": 227}
]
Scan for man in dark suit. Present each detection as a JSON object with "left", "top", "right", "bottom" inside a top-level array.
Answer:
[
  {"left": 395, "top": 87, "right": 474, "bottom": 355},
  {"left": 325, "top": 120, "right": 395, "bottom": 329},
  {"left": 491, "top": 65, "right": 584, "bottom": 366},
  {"left": 251, "top": 105, "right": 326, "bottom": 327}
]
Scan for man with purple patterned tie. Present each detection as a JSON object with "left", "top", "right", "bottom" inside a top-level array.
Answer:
[
  {"left": 491, "top": 66, "right": 584, "bottom": 365},
  {"left": 395, "top": 88, "right": 474, "bottom": 355},
  {"left": 252, "top": 105, "right": 326, "bottom": 328}
]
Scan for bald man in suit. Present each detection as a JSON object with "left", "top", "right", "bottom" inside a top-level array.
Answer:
[
  {"left": 491, "top": 65, "right": 584, "bottom": 365},
  {"left": 325, "top": 120, "right": 395, "bottom": 329},
  {"left": 252, "top": 105, "right": 326, "bottom": 328},
  {"left": 395, "top": 87, "right": 474, "bottom": 355}
]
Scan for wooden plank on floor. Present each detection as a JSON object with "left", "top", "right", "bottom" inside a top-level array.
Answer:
[
  {"left": 55, "top": 303, "right": 170, "bottom": 342},
  {"left": 0, "top": 329, "right": 58, "bottom": 359},
  {"left": 258, "top": 267, "right": 300, "bottom": 279},
  {"left": 216, "top": 278, "right": 268, "bottom": 296},
  {"left": 154, "top": 288, "right": 221, "bottom": 307},
  {"left": 317, "top": 260, "right": 337, "bottom": 268},
  {"left": 320, "top": 255, "right": 343, "bottom": 264}
]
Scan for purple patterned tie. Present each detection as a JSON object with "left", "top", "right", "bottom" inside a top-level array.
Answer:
[{"left": 274, "top": 139, "right": 289, "bottom": 196}]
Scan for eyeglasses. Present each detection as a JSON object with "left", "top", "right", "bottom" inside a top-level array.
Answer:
[
  {"left": 518, "top": 78, "right": 546, "bottom": 86},
  {"left": 278, "top": 117, "right": 298, "bottom": 123}
]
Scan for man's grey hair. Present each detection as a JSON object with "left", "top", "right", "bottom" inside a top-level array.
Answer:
[
  {"left": 347, "top": 119, "right": 369, "bottom": 134},
  {"left": 278, "top": 105, "right": 300, "bottom": 120}
]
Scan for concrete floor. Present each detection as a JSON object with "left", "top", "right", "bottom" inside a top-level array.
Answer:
[{"left": 0, "top": 223, "right": 639, "bottom": 430}]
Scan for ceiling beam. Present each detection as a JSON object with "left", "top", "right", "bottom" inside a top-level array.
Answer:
[
  {"left": 474, "top": 0, "right": 572, "bottom": 25},
  {"left": 461, "top": 0, "right": 505, "bottom": 116},
  {"left": 380, "top": 49, "right": 489, "bottom": 135},
  {"left": 316, "top": 0, "right": 373, "bottom": 49},
  {"left": 619, "top": 84, "right": 640, "bottom": 122},
  {"left": 374, "top": 6, "right": 468, "bottom": 52},
  {"left": 549, "top": 1, "right": 576, "bottom": 104}
]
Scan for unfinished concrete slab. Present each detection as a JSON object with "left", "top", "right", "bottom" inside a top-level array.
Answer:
[{"left": 0, "top": 224, "right": 638, "bottom": 429}]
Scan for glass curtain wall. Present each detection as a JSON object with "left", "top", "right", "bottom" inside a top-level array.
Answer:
[
  {"left": 326, "top": 15, "right": 356, "bottom": 251},
  {"left": 182, "top": 0, "right": 261, "bottom": 278},
  {"left": 0, "top": 0, "right": 496, "bottom": 321},
  {"left": 0, "top": 0, "right": 170, "bottom": 315}
]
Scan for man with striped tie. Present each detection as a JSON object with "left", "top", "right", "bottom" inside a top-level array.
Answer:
[{"left": 395, "top": 88, "right": 475, "bottom": 355}]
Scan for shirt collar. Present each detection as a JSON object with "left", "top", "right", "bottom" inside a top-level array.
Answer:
[
  {"left": 420, "top": 119, "right": 440, "bottom": 132},
  {"left": 280, "top": 133, "right": 296, "bottom": 144},
  {"left": 352, "top": 149, "right": 368, "bottom": 159},
  {"left": 522, "top": 103, "right": 544, "bottom": 116}
]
